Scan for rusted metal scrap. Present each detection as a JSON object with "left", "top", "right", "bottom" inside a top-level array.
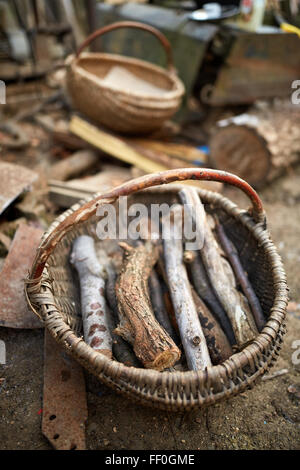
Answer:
[
  {"left": 42, "top": 331, "right": 88, "bottom": 450},
  {"left": 0, "top": 161, "right": 38, "bottom": 215},
  {"left": 0, "top": 223, "right": 43, "bottom": 329}
]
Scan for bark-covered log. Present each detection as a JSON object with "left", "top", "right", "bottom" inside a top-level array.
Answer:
[
  {"left": 105, "top": 263, "right": 141, "bottom": 368},
  {"left": 209, "top": 101, "right": 300, "bottom": 187},
  {"left": 163, "top": 209, "right": 212, "bottom": 371},
  {"left": 214, "top": 217, "right": 265, "bottom": 332},
  {"left": 191, "top": 288, "right": 232, "bottom": 365},
  {"left": 70, "top": 235, "right": 112, "bottom": 357},
  {"left": 115, "top": 241, "right": 181, "bottom": 371}
]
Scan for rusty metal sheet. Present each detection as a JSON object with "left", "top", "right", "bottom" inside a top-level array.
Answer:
[
  {"left": 0, "top": 223, "right": 43, "bottom": 328},
  {"left": 42, "top": 331, "right": 88, "bottom": 450},
  {"left": 0, "top": 161, "right": 38, "bottom": 215}
]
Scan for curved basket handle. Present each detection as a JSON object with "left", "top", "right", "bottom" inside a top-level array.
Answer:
[
  {"left": 75, "top": 21, "right": 175, "bottom": 72},
  {"left": 29, "top": 168, "right": 265, "bottom": 281}
]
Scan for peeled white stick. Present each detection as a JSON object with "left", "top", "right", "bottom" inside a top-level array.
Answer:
[
  {"left": 70, "top": 235, "right": 112, "bottom": 357},
  {"left": 179, "top": 187, "right": 258, "bottom": 347},
  {"left": 163, "top": 207, "right": 212, "bottom": 371}
]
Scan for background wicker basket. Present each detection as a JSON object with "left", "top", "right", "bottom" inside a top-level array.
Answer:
[
  {"left": 65, "top": 21, "right": 185, "bottom": 135},
  {"left": 26, "top": 169, "right": 288, "bottom": 411}
]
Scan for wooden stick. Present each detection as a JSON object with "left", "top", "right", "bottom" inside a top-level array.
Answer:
[
  {"left": 156, "top": 255, "right": 181, "bottom": 336},
  {"left": 202, "top": 216, "right": 258, "bottom": 348},
  {"left": 105, "top": 263, "right": 141, "bottom": 368},
  {"left": 178, "top": 187, "right": 236, "bottom": 345},
  {"left": 262, "top": 368, "right": 289, "bottom": 381},
  {"left": 115, "top": 241, "right": 181, "bottom": 371},
  {"left": 214, "top": 217, "right": 266, "bottom": 332},
  {"left": 70, "top": 235, "right": 112, "bottom": 357},
  {"left": 136, "top": 216, "right": 179, "bottom": 342},
  {"left": 179, "top": 187, "right": 258, "bottom": 348},
  {"left": 148, "top": 270, "right": 179, "bottom": 343},
  {"left": 191, "top": 288, "right": 232, "bottom": 365},
  {"left": 162, "top": 208, "right": 212, "bottom": 371},
  {"left": 188, "top": 252, "right": 236, "bottom": 345},
  {"left": 48, "top": 149, "right": 99, "bottom": 181}
]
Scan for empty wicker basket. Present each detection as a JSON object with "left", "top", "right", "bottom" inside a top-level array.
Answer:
[
  {"left": 26, "top": 169, "right": 288, "bottom": 411},
  {"left": 65, "top": 21, "right": 185, "bottom": 135}
]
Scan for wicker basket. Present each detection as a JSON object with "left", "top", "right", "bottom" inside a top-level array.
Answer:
[
  {"left": 26, "top": 169, "right": 288, "bottom": 411},
  {"left": 65, "top": 21, "right": 185, "bottom": 135}
]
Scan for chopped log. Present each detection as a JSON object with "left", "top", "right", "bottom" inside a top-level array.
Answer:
[
  {"left": 202, "top": 213, "right": 258, "bottom": 348},
  {"left": 163, "top": 209, "right": 212, "bottom": 371},
  {"left": 178, "top": 188, "right": 236, "bottom": 345},
  {"left": 214, "top": 217, "right": 265, "bottom": 332},
  {"left": 70, "top": 235, "right": 112, "bottom": 357},
  {"left": 191, "top": 288, "right": 232, "bottom": 365},
  {"left": 48, "top": 150, "right": 100, "bottom": 181},
  {"left": 115, "top": 241, "right": 181, "bottom": 371},
  {"left": 105, "top": 263, "right": 141, "bottom": 368},
  {"left": 188, "top": 253, "right": 236, "bottom": 345},
  {"left": 209, "top": 102, "right": 300, "bottom": 187},
  {"left": 209, "top": 124, "right": 271, "bottom": 188},
  {"left": 148, "top": 270, "right": 178, "bottom": 343},
  {"left": 179, "top": 187, "right": 258, "bottom": 348}
]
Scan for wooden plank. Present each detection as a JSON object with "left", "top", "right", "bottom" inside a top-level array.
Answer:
[{"left": 70, "top": 116, "right": 166, "bottom": 174}]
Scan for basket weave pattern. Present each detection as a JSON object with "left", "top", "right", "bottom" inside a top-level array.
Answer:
[{"left": 66, "top": 22, "right": 185, "bottom": 135}]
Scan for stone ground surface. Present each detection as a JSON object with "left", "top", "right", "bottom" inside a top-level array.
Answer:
[{"left": 0, "top": 168, "right": 300, "bottom": 450}]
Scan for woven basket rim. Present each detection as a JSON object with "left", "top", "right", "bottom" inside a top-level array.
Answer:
[
  {"left": 26, "top": 183, "right": 288, "bottom": 403},
  {"left": 66, "top": 52, "right": 185, "bottom": 101}
]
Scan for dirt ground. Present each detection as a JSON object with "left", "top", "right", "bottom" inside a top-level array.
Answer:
[{"left": 0, "top": 167, "right": 300, "bottom": 451}]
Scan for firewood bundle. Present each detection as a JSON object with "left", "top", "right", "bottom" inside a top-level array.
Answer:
[{"left": 70, "top": 187, "right": 266, "bottom": 372}]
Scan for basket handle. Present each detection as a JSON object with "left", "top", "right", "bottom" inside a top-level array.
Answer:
[
  {"left": 75, "top": 21, "right": 175, "bottom": 72},
  {"left": 29, "top": 168, "right": 265, "bottom": 282}
]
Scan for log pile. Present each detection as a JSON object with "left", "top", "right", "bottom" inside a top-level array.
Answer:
[{"left": 70, "top": 187, "right": 266, "bottom": 372}]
